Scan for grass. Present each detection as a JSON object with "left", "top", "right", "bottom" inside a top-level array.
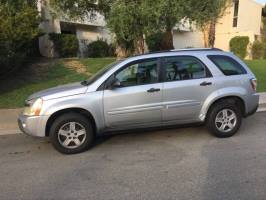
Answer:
[
  {"left": 0, "top": 58, "right": 265, "bottom": 109},
  {"left": 245, "top": 60, "right": 266, "bottom": 93},
  {"left": 0, "top": 58, "right": 116, "bottom": 109}
]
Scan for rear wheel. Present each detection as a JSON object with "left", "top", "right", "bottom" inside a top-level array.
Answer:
[
  {"left": 49, "top": 113, "right": 94, "bottom": 154},
  {"left": 206, "top": 100, "right": 242, "bottom": 138}
]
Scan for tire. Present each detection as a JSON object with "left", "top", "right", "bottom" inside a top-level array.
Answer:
[
  {"left": 206, "top": 100, "right": 242, "bottom": 138},
  {"left": 49, "top": 113, "right": 94, "bottom": 154}
]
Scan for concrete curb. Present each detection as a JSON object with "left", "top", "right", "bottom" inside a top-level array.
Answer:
[{"left": 0, "top": 93, "right": 266, "bottom": 136}]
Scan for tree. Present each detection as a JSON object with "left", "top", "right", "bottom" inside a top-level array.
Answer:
[
  {"left": 149, "top": 0, "right": 190, "bottom": 50},
  {"left": 188, "top": 0, "right": 229, "bottom": 48},
  {"left": 50, "top": 0, "right": 229, "bottom": 56},
  {"left": 104, "top": 0, "right": 163, "bottom": 55},
  {"left": 0, "top": 0, "right": 41, "bottom": 76},
  {"left": 50, "top": 0, "right": 98, "bottom": 19}
]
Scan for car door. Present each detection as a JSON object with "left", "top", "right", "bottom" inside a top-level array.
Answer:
[
  {"left": 103, "top": 58, "right": 163, "bottom": 128},
  {"left": 161, "top": 56, "right": 216, "bottom": 122}
]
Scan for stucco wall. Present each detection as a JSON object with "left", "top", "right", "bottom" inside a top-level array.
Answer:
[
  {"left": 214, "top": 0, "right": 262, "bottom": 52},
  {"left": 173, "top": 0, "right": 262, "bottom": 53},
  {"left": 173, "top": 31, "right": 204, "bottom": 49}
]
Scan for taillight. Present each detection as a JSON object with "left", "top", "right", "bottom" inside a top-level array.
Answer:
[{"left": 250, "top": 78, "right": 257, "bottom": 92}]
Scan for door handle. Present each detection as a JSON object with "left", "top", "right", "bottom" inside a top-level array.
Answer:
[
  {"left": 200, "top": 81, "right": 212, "bottom": 86},
  {"left": 147, "top": 88, "right": 160, "bottom": 93}
]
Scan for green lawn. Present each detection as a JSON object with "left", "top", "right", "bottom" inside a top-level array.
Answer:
[
  {"left": 245, "top": 60, "right": 266, "bottom": 93},
  {"left": 0, "top": 58, "right": 116, "bottom": 108},
  {"left": 0, "top": 58, "right": 265, "bottom": 109}
]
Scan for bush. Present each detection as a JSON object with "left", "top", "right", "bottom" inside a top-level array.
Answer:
[
  {"left": 229, "top": 36, "right": 249, "bottom": 59},
  {"left": 146, "top": 32, "right": 164, "bottom": 52},
  {"left": 49, "top": 33, "right": 79, "bottom": 57},
  {"left": 87, "top": 39, "right": 114, "bottom": 57},
  {"left": 252, "top": 41, "right": 264, "bottom": 59},
  {"left": 0, "top": 1, "right": 41, "bottom": 77}
]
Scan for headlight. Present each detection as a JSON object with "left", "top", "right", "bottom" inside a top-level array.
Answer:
[{"left": 23, "top": 98, "right": 43, "bottom": 116}]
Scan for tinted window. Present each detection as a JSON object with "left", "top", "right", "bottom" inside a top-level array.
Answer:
[
  {"left": 208, "top": 55, "right": 247, "bottom": 76},
  {"left": 115, "top": 59, "right": 158, "bottom": 87},
  {"left": 163, "top": 56, "right": 208, "bottom": 82}
]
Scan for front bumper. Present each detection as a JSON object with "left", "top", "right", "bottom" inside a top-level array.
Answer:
[{"left": 18, "top": 114, "right": 49, "bottom": 137}]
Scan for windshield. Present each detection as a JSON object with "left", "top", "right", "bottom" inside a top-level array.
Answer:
[{"left": 81, "top": 60, "right": 122, "bottom": 85}]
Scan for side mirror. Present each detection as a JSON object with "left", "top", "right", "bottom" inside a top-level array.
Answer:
[{"left": 111, "top": 79, "right": 121, "bottom": 89}]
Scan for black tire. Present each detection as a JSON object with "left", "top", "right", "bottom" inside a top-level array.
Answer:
[
  {"left": 206, "top": 100, "right": 242, "bottom": 138},
  {"left": 49, "top": 113, "right": 94, "bottom": 154}
]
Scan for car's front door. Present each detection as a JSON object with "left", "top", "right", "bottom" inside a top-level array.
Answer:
[
  {"left": 103, "top": 58, "right": 163, "bottom": 128},
  {"left": 161, "top": 56, "right": 215, "bottom": 122}
]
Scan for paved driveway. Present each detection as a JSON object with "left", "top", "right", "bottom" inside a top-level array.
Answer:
[{"left": 0, "top": 113, "right": 266, "bottom": 200}]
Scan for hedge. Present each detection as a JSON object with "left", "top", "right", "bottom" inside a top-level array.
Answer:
[
  {"left": 252, "top": 41, "right": 265, "bottom": 59},
  {"left": 87, "top": 39, "right": 115, "bottom": 58},
  {"left": 49, "top": 33, "right": 79, "bottom": 57},
  {"left": 229, "top": 36, "right": 249, "bottom": 59},
  {"left": 146, "top": 32, "right": 164, "bottom": 52}
]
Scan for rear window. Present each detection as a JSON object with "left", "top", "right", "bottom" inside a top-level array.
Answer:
[{"left": 208, "top": 55, "right": 247, "bottom": 76}]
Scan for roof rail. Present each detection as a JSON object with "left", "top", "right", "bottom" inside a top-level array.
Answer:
[
  {"left": 170, "top": 48, "right": 223, "bottom": 52},
  {"left": 133, "top": 48, "right": 223, "bottom": 57}
]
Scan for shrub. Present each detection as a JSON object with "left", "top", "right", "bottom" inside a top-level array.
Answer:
[
  {"left": 146, "top": 32, "right": 164, "bottom": 52},
  {"left": 87, "top": 39, "right": 114, "bottom": 57},
  {"left": 0, "top": 1, "right": 41, "bottom": 77},
  {"left": 229, "top": 36, "right": 249, "bottom": 59},
  {"left": 49, "top": 33, "right": 79, "bottom": 57},
  {"left": 252, "top": 41, "right": 264, "bottom": 59}
]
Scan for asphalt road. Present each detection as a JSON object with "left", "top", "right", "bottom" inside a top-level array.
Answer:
[{"left": 0, "top": 113, "right": 266, "bottom": 200}]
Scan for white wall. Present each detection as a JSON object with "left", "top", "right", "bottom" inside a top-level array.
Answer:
[
  {"left": 173, "top": 31, "right": 204, "bottom": 49},
  {"left": 214, "top": 0, "right": 262, "bottom": 52}
]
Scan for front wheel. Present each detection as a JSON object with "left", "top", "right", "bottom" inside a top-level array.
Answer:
[
  {"left": 49, "top": 113, "right": 94, "bottom": 154},
  {"left": 206, "top": 101, "right": 242, "bottom": 138}
]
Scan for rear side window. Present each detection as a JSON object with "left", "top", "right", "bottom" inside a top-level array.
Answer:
[
  {"left": 208, "top": 55, "right": 247, "bottom": 76},
  {"left": 162, "top": 56, "right": 210, "bottom": 82}
]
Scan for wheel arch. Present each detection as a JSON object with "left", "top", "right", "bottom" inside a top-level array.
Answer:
[
  {"left": 45, "top": 108, "right": 97, "bottom": 137},
  {"left": 205, "top": 96, "right": 246, "bottom": 120}
]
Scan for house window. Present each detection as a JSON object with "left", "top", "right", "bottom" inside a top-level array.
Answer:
[{"left": 233, "top": 0, "right": 239, "bottom": 27}]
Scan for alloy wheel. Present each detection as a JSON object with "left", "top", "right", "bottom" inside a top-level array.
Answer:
[
  {"left": 215, "top": 109, "right": 237, "bottom": 133},
  {"left": 57, "top": 122, "right": 87, "bottom": 149}
]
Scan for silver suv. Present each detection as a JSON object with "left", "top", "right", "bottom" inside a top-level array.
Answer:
[{"left": 18, "top": 48, "right": 259, "bottom": 154}]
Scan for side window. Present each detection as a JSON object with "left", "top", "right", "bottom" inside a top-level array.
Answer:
[
  {"left": 115, "top": 59, "right": 158, "bottom": 87},
  {"left": 163, "top": 56, "right": 208, "bottom": 82},
  {"left": 208, "top": 55, "right": 247, "bottom": 76}
]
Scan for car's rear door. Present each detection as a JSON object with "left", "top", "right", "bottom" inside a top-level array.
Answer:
[
  {"left": 103, "top": 58, "right": 163, "bottom": 128},
  {"left": 161, "top": 56, "right": 216, "bottom": 123}
]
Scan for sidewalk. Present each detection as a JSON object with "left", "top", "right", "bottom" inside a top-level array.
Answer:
[
  {"left": 0, "top": 108, "right": 23, "bottom": 135},
  {"left": 259, "top": 92, "right": 266, "bottom": 112},
  {"left": 0, "top": 93, "right": 266, "bottom": 136}
]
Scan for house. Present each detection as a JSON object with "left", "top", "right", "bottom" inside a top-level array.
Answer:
[
  {"left": 173, "top": 0, "right": 263, "bottom": 56},
  {"left": 37, "top": 0, "right": 111, "bottom": 58},
  {"left": 38, "top": 0, "right": 263, "bottom": 58}
]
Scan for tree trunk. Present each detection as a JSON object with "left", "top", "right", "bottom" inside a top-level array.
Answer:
[
  {"left": 115, "top": 46, "right": 129, "bottom": 59},
  {"left": 203, "top": 29, "right": 209, "bottom": 48},
  {"left": 161, "top": 29, "right": 174, "bottom": 50},
  {"left": 134, "top": 36, "right": 146, "bottom": 55},
  {"left": 208, "top": 18, "right": 216, "bottom": 48}
]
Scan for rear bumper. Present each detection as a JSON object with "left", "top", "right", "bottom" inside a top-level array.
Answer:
[
  {"left": 245, "top": 94, "right": 259, "bottom": 117},
  {"left": 18, "top": 114, "right": 49, "bottom": 137},
  {"left": 244, "top": 105, "right": 258, "bottom": 117}
]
